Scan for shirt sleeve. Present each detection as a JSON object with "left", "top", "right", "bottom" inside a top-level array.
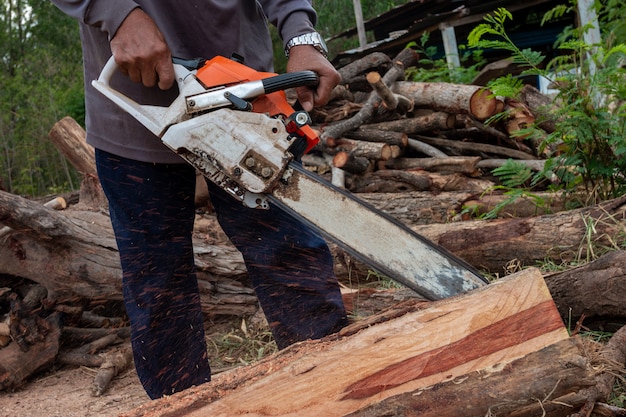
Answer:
[
  {"left": 258, "top": 0, "right": 318, "bottom": 46},
  {"left": 50, "top": 0, "right": 140, "bottom": 39}
]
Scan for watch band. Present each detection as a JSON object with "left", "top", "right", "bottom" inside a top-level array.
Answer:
[{"left": 284, "top": 32, "right": 328, "bottom": 58}]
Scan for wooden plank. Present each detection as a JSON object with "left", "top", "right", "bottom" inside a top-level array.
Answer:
[{"left": 123, "top": 268, "right": 569, "bottom": 417}]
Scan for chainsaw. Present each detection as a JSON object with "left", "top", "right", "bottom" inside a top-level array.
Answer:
[{"left": 92, "top": 54, "right": 488, "bottom": 300}]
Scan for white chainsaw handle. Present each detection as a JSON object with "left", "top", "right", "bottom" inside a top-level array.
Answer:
[{"left": 91, "top": 56, "right": 203, "bottom": 137}]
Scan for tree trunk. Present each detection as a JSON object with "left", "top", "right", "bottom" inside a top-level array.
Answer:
[
  {"left": 414, "top": 195, "right": 626, "bottom": 274},
  {"left": 48, "top": 116, "right": 96, "bottom": 176},
  {"left": 119, "top": 268, "right": 594, "bottom": 417},
  {"left": 544, "top": 249, "right": 626, "bottom": 324},
  {"left": 0, "top": 190, "right": 256, "bottom": 316}
]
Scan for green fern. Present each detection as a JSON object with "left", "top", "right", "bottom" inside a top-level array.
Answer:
[
  {"left": 492, "top": 160, "right": 533, "bottom": 188},
  {"left": 468, "top": 8, "right": 545, "bottom": 71}
]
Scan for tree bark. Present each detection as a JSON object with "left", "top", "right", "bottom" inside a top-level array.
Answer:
[{"left": 544, "top": 249, "right": 626, "bottom": 323}]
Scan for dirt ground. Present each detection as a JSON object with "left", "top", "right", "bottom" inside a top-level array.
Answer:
[{"left": 0, "top": 365, "right": 148, "bottom": 417}]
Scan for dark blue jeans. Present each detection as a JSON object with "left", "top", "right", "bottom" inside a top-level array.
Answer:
[{"left": 96, "top": 149, "right": 347, "bottom": 399}]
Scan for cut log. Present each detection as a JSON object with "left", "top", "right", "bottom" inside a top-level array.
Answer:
[
  {"left": 48, "top": 116, "right": 96, "bottom": 176},
  {"left": 503, "top": 99, "right": 537, "bottom": 141},
  {"left": 406, "top": 138, "right": 448, "bottom": 157},
  {"left": 92, "top": 345, "right": 133, "bottom": 396},
  {"left": 320, "top": 49, "right": 418, "bottom": 142},
  {"left": 358, "top": 111, "right": 455, "bottom": 134},
  {"left": 348, "top": 171, "right": 494, "bottom": 195},
  {"left": 0, "top": 190, "right": 256, "bottom": 316},
  {"left": 392, "top": 81, "right": 498, "bottom": 121},
  {"left": 120, "top": 268, "right": 581, "bottom": 417},
  {"left": 344, "top": 129, "right": 408, "bottom": 148},
  {"left": 346, "top": 337, "right": 596, "bottom": 417},
  {"left": 414, "top": 134, "right": 538, "bottom": 160},
  {"left": 382, "top": 156, "right": 481, "bottom": 175},
  {"left": 0, "top": 313, "right": 62, "bottom": 391},
  {"left": 326, "top": 137, "right": 392, "bottom": 161},
  {"left": 322, "top": 63, "right": 406, "bottom": 142},
  {"left": 347, "top": 170, "right": 432, "bottom": 193},
  {"left": 414, "top": 195, "right": 626, "bottom": 273},
  {"left": 544, "top": 249, "right": 626, "bottom": 323},
  {"left": 337, "top": 52, "right": 392, "bottom": 85},
  {"left": 460, "top": 192, "right": 568, "bottom": 219},
  {"left": 520, "top": 83, "right": 558, "bottom": 133},
  {"left": 332, "top": 152, "right": 371, "bottom": 175}
]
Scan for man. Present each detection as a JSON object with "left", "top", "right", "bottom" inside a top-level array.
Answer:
[{"left": 51, "top": 1, "right": 348, "bottom": 399}]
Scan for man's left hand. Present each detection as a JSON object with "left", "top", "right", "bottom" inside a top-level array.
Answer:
[{"left": 286, "top": 46, "right": 341, "bottom": 112}]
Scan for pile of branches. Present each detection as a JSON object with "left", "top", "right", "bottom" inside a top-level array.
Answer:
[{"left": 302, "top": 49, "right": 554, "bottom": 202}]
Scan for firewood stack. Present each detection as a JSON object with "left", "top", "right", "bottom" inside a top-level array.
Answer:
[{"left": 300, "top": 49, "right": 550, "bottom": 201}]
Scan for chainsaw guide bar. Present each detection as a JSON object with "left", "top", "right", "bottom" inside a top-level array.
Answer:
[{"left": 269, "top": 163, "right": 488, "bottom": 300}]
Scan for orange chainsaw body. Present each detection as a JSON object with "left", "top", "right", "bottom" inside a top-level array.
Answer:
[{"left": 195, "top": 56, "right": 319, "bottom": 154}]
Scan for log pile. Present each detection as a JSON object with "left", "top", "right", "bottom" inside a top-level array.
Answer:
[
  {"left": 1, "top": 49, "right": 625, "bottom": 415},
  {"left": 301, "top": 49, "right": 551, "bottom": 204}
]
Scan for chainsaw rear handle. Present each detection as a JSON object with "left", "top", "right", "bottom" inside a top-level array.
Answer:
[{"left": 92, "top": 56, "right": 198, "bottom": 137}]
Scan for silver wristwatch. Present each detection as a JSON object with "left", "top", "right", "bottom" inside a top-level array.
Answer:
[{"left": 285, "top": 32, "right": 328, "bottom": 58}]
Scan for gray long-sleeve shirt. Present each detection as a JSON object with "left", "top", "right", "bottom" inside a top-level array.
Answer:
[{"left": 52, "top": 0, "right": 318, "bottom": 163}]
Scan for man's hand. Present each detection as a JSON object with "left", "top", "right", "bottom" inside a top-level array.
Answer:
[
  {"left": 286, "top": 45, "right": 341, "bottom": 112},
  {"left": 110, "top": 8, "right": 174, "bottom": 90}
]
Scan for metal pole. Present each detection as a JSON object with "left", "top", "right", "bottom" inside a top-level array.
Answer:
[
  {"left": 440, "top": 23, "right": 461, "bottom": 69},
  {"left": 577, "top": 0, "right": 602, "bottom": 75},
  {"left": 353, "top": 0, "right": 368, "bottom": 48}
]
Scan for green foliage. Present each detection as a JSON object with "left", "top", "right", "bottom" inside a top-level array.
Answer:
[
  {"left": 405, "top": 32, "right": 484, "bottom": 84},
  {"left": 599, "top": 0, "right": 626, "bottom": 45},
  {"left": 468, "top": 8, "right": 546, "bottom": 73},
  {"left": 0, "top": 0, "right": 85, "bottom": 196},
  {"left": 485, "top": 73, "right": 525, "bottom": 99},
  {"left": 468, "top": 4, "right": 626, "bottom": 204},
  {"left": 466, "top": 160, "right": 548, "bottom": 219}
]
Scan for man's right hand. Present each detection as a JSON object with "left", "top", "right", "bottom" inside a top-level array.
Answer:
[{"left": 110, "top": 8, "right": 174, "bottom": 90}]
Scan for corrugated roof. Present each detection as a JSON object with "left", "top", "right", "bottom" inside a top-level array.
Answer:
[{"left": 330, "top": 0, "right": 572, "bottom": 66}]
